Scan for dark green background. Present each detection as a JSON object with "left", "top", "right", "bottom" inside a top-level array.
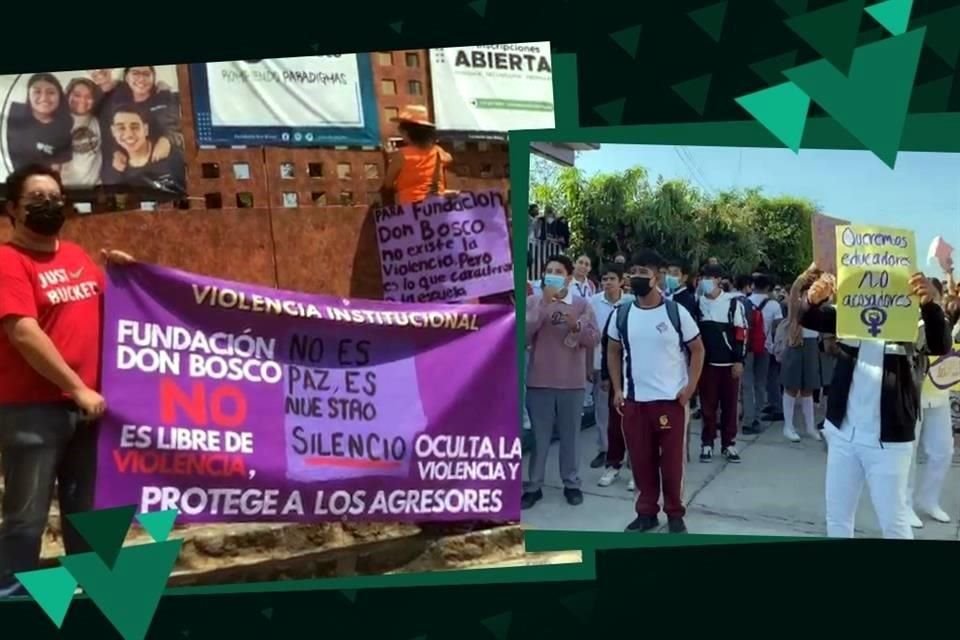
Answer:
[{"left": 3, "top": 0, "right": 960, "bottom": 637}]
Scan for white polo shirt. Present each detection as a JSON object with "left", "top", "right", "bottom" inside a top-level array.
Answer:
[
  {"left": 606, "top": 300, "right": 700, "bottom": 402},
  {"left": 589, "top": 291, "right": 624, "bottom": 370}
]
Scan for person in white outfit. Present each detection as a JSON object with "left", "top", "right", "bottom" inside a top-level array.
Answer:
[
  {"left": 796, "top": 266, "right": 952, "bottom": 540},
  {"left": 588, "top": 263, "right": 627, "bottom": 471},
  {"left": 907, "top": 280, "right": 957, "bottom": 526}
]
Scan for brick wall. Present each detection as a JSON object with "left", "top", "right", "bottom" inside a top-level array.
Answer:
[{"left": 0, "top": 51, "right": 510, "bottom": 297}]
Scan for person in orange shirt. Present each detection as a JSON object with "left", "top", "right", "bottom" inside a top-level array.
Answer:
[{"left": 383, "top": 105, "right": 456, "bottom": 205}]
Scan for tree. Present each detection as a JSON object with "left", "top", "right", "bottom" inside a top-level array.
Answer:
[{"left": 529, "top": 162, "right": 816, "bottom": 282}]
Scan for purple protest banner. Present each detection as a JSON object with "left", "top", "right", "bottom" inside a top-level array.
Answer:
[
  {"left": 374, "top": 190, "right": 513, "bottom": 303},
  {"left": 95, "top": 263, "right": 520, "bottom": 523}
]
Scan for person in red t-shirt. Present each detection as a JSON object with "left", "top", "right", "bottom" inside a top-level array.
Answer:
[{"left": 0, "top": 164, "right": 134, "bottom": 597}]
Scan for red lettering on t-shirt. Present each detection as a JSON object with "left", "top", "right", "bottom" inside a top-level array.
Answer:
[{"left": 0, "top": 241, "right": 104, "bottom": 404}]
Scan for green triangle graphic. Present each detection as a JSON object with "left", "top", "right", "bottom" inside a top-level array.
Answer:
[
  {"left": 785, "top": 0, "right": 866, "bottom": 75},
  {"left": 775, "top": 0, "right": 809, "bottom": 16},
  {"left": 672, "top": 74, "right": 713, "bottom": 115},
  {"left": 136, "top": 509, "right": 178, "bottom": 543},
  {"left": 60, "top": 540, "right": 183, "bottom": 640},
  {"left": 749, "top": 50, "right": 799, "bottom": 86},
  {"left": 481, "top": 612, "right": 512, "bottom": 640},
  {"left": 15, "top": 567, "right": 77, "bottom": 628},
  {"left": 865, "top": 0, "right": 913, "bottom": 36},
  {"left": 735, "top": 82, "right": 810, "bottom": 152},
  {"left": 341, "top": 589, "right": 357, "bottom": 603},
  {"left": 688, "top": 2, "right": 728, "bottom": 42},
  {"left": 783, "top": 27, "right": 926, "bottom": 168},
  {"left": 909, "top": 74, "right": 954, "bottom": 113},
  {"left": 389, "top": 21, "right": 403, "bottom": 33},
  {"left": 593, "top": 98, "right": 627, "bottom": 124},
  {"left": 468, "top": 0, "right": 487, "bottom": 17},
  {"left": 560, "top": 589, "right": 597, "bottom": 625},
  {"left": 915, "top": 5, "right": 960, "bottom": 68},
  {"left": 610, "top": 24, "right": 643, "bottom": 58},
  {"left": 262, "top": 607, "right": 274, "bottom": 619},
  {"left": 66, "top": 505, "right": 136, "bottom": 569}
]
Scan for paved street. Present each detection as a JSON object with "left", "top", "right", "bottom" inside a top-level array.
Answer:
[{"left": 521, "top": 415, "right": 960, "bottom": 540}]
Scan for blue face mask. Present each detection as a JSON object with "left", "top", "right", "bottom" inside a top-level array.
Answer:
[
  {"left": 665, "top": 275, "right": 680, "bottom": 292},
  {"left": 543, "top": 274, "right": 566, "bottom": 291},
  {"left": 700, "top": 279, "right": 717, "bottom": 295}
]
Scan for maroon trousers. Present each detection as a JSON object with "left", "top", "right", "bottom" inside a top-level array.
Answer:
[
  {"left": 621, "top": 400, "right": 687, "bottom": 519},
  {"left": 605, "top": 387, "right": 627, "bottom": 468},
  {"left": 699, "top": 364, "right": 739, "bottom": 449}
]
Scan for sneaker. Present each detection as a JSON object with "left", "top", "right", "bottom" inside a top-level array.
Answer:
[
  {"left": 764, "top": 412, "right": 785, "bottom": 422},
  {"left": 699, "top": 446, "right": 713, "bottom": 463},
  {"left": 762, "top": 406, "right": 776, "bottom": 415},
  {"left": 625, "top": 515, "right": 659, "bottom": 532},
  {"left": 743, "top": 420, "right": 762, "bottom": 435},
  {"left": 909, "top": 510, "right": 924, "bottom": 528},
  {"left": 564, "top": 488, "right": 584, "bottom": 506},
  {"left": 667, "top": 517, "right": 688, "bottom": 534},
  {"left": 722, "top": 446, "right": 742, "bottom": 463},
  {"left": 918, "top": 504, "right": 952, "bottom": 524},
  {"left": 590, "top": 452, "right": 607, "bottom": 469},
  {"left": 598, "top": 467, "right": 620, "bottom": 487},
  {"left": 627, "top": 478, "right": 636, "bottom": 491},
  {"left": 520, "top": 490, "right": 543, "bottom": 510},
  {"left": 783, "top": 426, "right": 801, "bottom": 443}
]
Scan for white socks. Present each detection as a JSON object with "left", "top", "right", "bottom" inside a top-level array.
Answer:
[
  {"left": 801, "top": 396, "right": 820, "bottom": 440},
  {"left": 782, "top": 393, "right": 800, "bottom": 442}
]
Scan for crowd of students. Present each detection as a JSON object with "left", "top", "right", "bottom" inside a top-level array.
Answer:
[{"left": 524, "top": 248, "right": 960, "bottom": 538}]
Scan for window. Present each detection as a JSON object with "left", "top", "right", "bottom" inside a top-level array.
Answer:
[
  {"left": 364, "top": 163, "right": 380, "bottom": 179},
  {"left": 201, "top": 163, "right": 220, "bottom": 179},
  {"left": 73, "top": 202, "right": 92, "bottom": 214},
  {"left": 282, "top": 192, "right": 299, "bottom": 208},
  {"left": 339, "top": 191, "right": 354, "bottom": 205},
  {"left": 381, "top": 79, "right": 397, "bottom": 95},
  {"left": 453, "top": 140, "right": 467, "bottom": 151},
  {"left": 204, "top": 193, "right": 223, "bottom": 209},
  {"left": 405, "top": 52, "right": 419, "bottom": 67},
  {"left": 407, "top": 80, "right": 423, "bottom": 95},
  {"left": 384, "top": 106, "right": 399, "bottom": 121},
  {"left": 456, "top": 164, "right": 470, "bottom": 176},
  {"left": 280, "top": 162, "right": 295, "bottom": 179},
  {"left": 504, "top": 163, "right": 510, "bottom": 178},
  {"left": 367, "top": 191, "right": 382, "bottom": 206},
  {"left": 141, "top": 201, "right": 157, "bottom": 211},
  {"left": 378, "top": 52, "right": 393, "bottom": 65},
  {"left": 233, "top": 163, "right": 251, "bottom": 180},
  {"left": 236, "top": 193, "right": 255, "bottom": 208},
  {"left": 337, "top": 163, "right": 352, "bottom": 179},
  {"left": 177, "top": 199, "right": 191, "bottom": 210},
  {"left": 480, "top": 163, "right": 493, "bottom": 178},
  {"left": 308, "top": 162, "right": 324, "bottom": 177},
  {"left": 478, "top": 141, "right": 490, "bottom": 152},
  {"left": 311, "top": 191, "right": 327, "bottom": 205}
]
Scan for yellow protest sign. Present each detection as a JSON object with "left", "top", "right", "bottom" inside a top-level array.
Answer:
[
  {"left": 835, "top": 224, "right": 918, "bottom": 342},
  {"left": 925, "top": 352, "right": 960, "bottom": 396}
]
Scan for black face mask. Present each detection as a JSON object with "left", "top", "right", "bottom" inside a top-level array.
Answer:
[
  {"left": 630, "top": 276, "right": 653, "bottom": 297},
  {"left": 23, "top": 198, "right": 66, "bottom": 237}
]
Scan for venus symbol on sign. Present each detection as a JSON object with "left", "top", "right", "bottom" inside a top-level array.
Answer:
[{"left": 860, "top": 307, "right": 888, "bottom": 338}]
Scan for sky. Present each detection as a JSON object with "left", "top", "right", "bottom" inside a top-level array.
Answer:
[{"left": 571, "top": 144, "right": 960, "bottom": 272}]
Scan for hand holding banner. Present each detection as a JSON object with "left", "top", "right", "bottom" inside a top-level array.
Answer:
[{"left": 835, "top": 224, "right": 918, "bottom": 342}]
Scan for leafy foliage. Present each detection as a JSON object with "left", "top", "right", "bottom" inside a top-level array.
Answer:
[{"left": 530, "top": 162, "right": 816, "bottom": 285}]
